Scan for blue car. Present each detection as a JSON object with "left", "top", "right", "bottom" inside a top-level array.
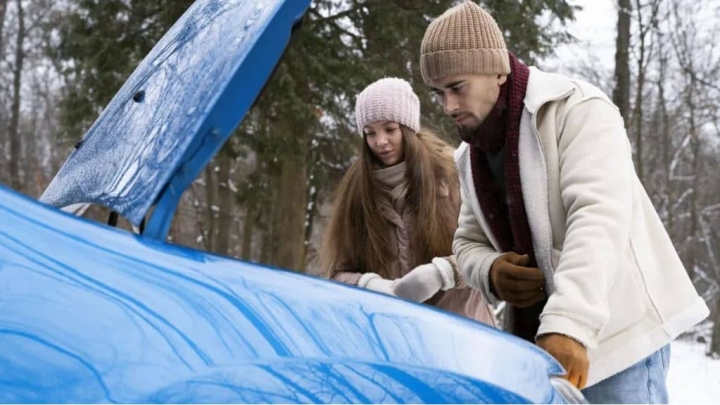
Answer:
[{"left": 0, "top": 0, "right": 586, "bottom": 403}]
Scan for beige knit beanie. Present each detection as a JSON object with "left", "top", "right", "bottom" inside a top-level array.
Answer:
[
  {"left": 355, "top": 77, "right": 420, "bottom": 136},
  {"left": 420, "top": 1, "right": 510, "bottom": 83}
]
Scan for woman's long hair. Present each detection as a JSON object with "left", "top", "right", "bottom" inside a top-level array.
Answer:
[{"left": 320, "top": 126, "right": 460, "bottom": 279}]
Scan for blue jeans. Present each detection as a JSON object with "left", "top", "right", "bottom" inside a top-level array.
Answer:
[{"left": 581, "top": 345, "right": 671, "bottom": 404}]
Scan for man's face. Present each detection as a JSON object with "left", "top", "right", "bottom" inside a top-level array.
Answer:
[{"left": 428, "top": 73, "right": 507, "bottom": 139}]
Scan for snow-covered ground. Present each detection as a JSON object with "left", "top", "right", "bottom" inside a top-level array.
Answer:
[{"left": 668, "top": 337, "right": 720, "bottom": 403}]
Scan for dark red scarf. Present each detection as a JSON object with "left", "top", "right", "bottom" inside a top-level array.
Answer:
[
  {"left": 469, "top": 53, "right": 533, "bottom": 262},
  {"left": 466, "top": 53, "right": 545, "bottom": 341}
]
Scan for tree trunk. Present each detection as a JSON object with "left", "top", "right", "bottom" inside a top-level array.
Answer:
[
  {"left": 271, "top": 124, "right": 308, "bottom": 271},
  {"left": 0, "top": 0, "right": 5, "bottom": 186},
  {"left": 241, "top": 199, "right": 257, "bottom": 260},
  {"left": 260, "top": 158, "right": 281, "bottom": 265},
  {"left": 0, "top": 0, "right": 8, "bottom": 57},
  {"left": 710, "top": 297, "right": 720, "bottom": 358},
  {"left": 613, "top": 0, "right": 632, "bottom": 126},
  {"left": 9, "top": 0, "right": 25, "bottom": 191},
  {"left": 657, "top": 33, "right": 674, "bottom": 236},
  {"left": 202, "top": 165, "right": 216, "bottom": 251},
  {"left": 259, "top": 205, "right": 275, "bottom": 265},
  {"left": 632, "top": 0, "right": 648, "bottom": 184},
  {"left": 633, "top": 0, "right": 662, "bottom": 186},
  {"left": 304, "top": 167, "right": 319, "bottom": 263},
  {"left": 25, "top": 89, "right": 39, "bottom": 197},
  {"left": 215, "top": 154, "right": 234, "bottom": 256},
  {"left": 687, "top": 73, "right": 699, "bottom": 282}
]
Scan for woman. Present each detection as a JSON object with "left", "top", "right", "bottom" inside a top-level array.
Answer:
[{"left": 321, "top": 77, "right": 496, "bottom": 326}]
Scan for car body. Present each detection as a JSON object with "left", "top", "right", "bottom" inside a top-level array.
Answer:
[{"left": 0, "top": 0, "right": 585, "bottom": 402}]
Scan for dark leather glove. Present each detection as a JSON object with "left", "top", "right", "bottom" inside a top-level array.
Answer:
[
  {"left": 489, "top": 252, "right": 546, "bottom": 308},
  {"left": 537, "top": 333, "right": 590, "bottom": 389}
]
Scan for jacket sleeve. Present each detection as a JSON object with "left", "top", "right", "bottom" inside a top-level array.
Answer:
[
  {"left": 329, "top": 258, "right": 363, "bottom": 285},
  {"left": 331, "top": 270, "right": 362, "bottom": 285},
  {"left": 452, "top": 186, "right": 503, "bottom": 307},
  {"left": 439, "top": 255, "right": 468, "bottom": 289},
  {"left": 327, "top": 255, "right": 362, "bottom": 285},
  {"left": 537, "top": 98, "right": 633, "bottom": 349},
  {"left": 440, "top": 254, "right": 499, "bottom": 327}
]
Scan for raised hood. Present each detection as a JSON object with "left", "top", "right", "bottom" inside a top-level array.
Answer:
[{"left": 41, "top": 0, "right": 308, "bottom": 239}]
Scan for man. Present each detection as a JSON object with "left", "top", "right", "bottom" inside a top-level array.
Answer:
[{"left": 420, "top": 2, "right": 709, "bottom": 403}]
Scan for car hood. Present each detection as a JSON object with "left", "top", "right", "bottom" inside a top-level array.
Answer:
[
  {"left": 40, "top": 0, "right": 308, "bottom": 228},
  {"left": 3, "top": 185, "right": 566, "bottom": 403}
]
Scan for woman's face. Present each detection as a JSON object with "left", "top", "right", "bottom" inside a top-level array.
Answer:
[{"left": 364, "top": 120, "right": 404, "bottom": 167}]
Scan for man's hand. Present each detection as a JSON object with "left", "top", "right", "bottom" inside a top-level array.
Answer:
[
  {"left": 489, "top": 252, "right": 546, "bottom": 307},
  {"left": 537, "top": 333, "right": 589, "bottom": 389}
]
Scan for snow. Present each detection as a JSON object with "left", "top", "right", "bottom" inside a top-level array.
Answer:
[
  {"left": 227, "top": 179, "right": 238, "bottom": 193},
  {"left": 668, "top": 337, "right": 720, "bottom": 403}
]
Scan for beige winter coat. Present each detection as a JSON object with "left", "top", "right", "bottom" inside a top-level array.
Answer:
[
  {"left": 332, "top": 162, "right": 497, "bottom": 327},
  {"left": 453, "top": 67, "right": 709, "bottom": 386}
]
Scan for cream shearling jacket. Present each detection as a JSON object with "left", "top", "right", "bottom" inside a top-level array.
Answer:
[{"left": 453, "top": 67, "right": 709, "bottom": 386}]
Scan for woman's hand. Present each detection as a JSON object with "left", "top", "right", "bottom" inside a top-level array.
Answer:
[
  {"left": 392, "top": 258, "right": 455, "bottom": 302},
  {"left": 357, "top": 273, "right": 396, "bottom": 295}
]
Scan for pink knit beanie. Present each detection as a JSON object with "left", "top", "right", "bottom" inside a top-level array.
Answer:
[{"left": 355, "top": 78, "right": 420, "bottom": 136}]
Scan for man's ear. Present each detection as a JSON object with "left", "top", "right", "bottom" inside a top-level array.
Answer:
[{"left": 497, "top": 74, "right": 508, "bottom": 85}]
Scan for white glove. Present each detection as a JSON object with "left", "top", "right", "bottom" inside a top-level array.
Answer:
[
  {"left": 392, "top": 258, "right": 456, "bottom": 303},
  {"left": 357, "top": 273, "right": 396, "bottom": 296},
  {"left": 432, "top": 257, "right": 457, "bottom": 290}
]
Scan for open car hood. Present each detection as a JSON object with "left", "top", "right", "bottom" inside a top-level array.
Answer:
[{"left": 40, "top": 0, "right": 308, "bottom": 238}]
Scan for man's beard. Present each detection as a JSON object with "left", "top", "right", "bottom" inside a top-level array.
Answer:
[{"left": 457, "top": 122, "right": 479, "bottom": 144}]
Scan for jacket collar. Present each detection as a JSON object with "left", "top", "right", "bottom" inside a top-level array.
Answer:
[
  {"left": 453, "top": 67, "right": 577, "bottom": 290},
  {"left": 523, "top": 67, "right": 576, "bottom": 114},
  {"left": 454, "top": 67, "right": 576, "bottom": 167}
]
